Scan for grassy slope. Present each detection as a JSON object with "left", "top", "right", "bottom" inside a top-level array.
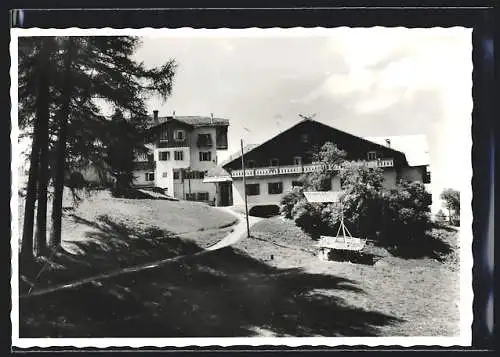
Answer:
[
  {"left": 17, "top": 189, "right": 460, "bottom": 338},
  {"left": 233, "top": 216, "right": 461, "bottom": 337},
  {"left": 17, "top": 189, "right": 238, "bottom": 293}
]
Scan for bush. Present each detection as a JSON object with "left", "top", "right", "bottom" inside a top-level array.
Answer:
[
  {"left": 337, "top": 163, "right": 385, "bottom": 239},
  {"left": 291, "top": 199, "right": 324, "bottom": 238},
  {"left": 381, "top": 180, "right": 432, "bottom": 248},
  {"left": 279, "top": 186, "right": 304, "bottom": 219}
]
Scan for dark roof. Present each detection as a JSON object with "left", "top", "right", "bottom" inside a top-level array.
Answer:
[
  {"left": 219, "top": 144, "right": 259, "bottom": 167},
  {"left": 149, "top": 115, "right": 230, "bottom": 129},
  {"left": 222, "top": 118, "right": 409, "bottom": 167}
]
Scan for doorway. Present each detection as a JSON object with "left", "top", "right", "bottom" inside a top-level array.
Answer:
[{"left": 219, "top": 182, "right": 233, "bottom": 206}]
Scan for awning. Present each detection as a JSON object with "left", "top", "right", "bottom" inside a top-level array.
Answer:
[
  {"left": 203, "top": 176, "right": 233, "bottom": 183},
  {"left": 303, "top": 191, "right": 342, "bottom": 203},
  {"left": 203, "top": 166, "right": 233, "bottom": 183}
]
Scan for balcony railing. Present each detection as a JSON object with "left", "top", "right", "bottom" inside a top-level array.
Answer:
[{"left": 230, "top": 158, "right": 394, "bottom": 178}]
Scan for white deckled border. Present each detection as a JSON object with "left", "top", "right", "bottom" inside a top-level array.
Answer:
[{"left": 10, "top": 26, "right": 473, "bottom": 348}]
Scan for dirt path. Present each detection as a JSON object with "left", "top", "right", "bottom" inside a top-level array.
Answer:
[
  {"left": 21, "top": 207, "right": 261, "bottom": 299},
  {"left": 206, "top": 207, "right": 263, "bottom": 250}
]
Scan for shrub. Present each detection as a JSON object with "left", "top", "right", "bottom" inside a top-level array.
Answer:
[
  {"left": 65, "top": 171, "right": 86, "bottom": 190},
  {"left": 337, "top": 163, "right": 385, "bottom": 239},
  {"left": 279, "top": 186, "right": 304, "bottom": 219},
  {"left": 291, "top": 199, "right": 324, "bottom": 238},
  {"left": 381, "top": 180, "right": 432, "bottom": 248}
]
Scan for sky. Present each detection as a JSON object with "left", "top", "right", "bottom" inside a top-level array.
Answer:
[{"left": 133, "top": 28, "right": 472, "bottom": 212}]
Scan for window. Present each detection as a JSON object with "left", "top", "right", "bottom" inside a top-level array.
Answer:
[
  {"left": 145, "top": 172, "right": 155, "bottom": 181},
  {"left": 247, "top": 160, "right": 255, "bottom": 168},
  {"left": 197, "top": 133, "right": 213, "bottom": 147},
  {"left": 424, "top": 168, "right": 431, "bottom": 184},
  {"left": 268, "top": 182, "right": 283, "bottom": 195},
  {"left": 162, "top": 172, "right": 168, "bottom": 178},
  {"left": 292, "top": 180, "right": 303, "bottom": 187},
  {"left": 197, "top": 192, "right": 209, "bottom": 201},
  {"left": 173, "top": 171, "right": 180, "bottom": 180},
  {"left": 367, "top": 151, "right": 377, "bottom": 160},
  {"left": 199, "top": 151, "right": 212, "bottom": 162},
  {"left": 174, "top": 151, "right": 184, "bottom": 161},
  {"left": 293, "top": 156, "right": 302, "bottom": 166},
  {"left": 159, "top": 151, "right": 170, "bottom": 161},
  {"left": 269, "top": 158, "right": 279, "bottom": 167},
  {"left": 185, "top": 193, "right": 196, "bottom": 201},
  {"left": 301, "top": 133, "right": 310, "bottom": 143},
  {"left": 160, "top": 127, "right": 168, "bottom": 141},
  {"left": 185, "top": 171, "right": 205, "bottom": 180},
  {"left": 174, "top": 129, "right": 185, "bottom": 141},
  {"left": 246, "top": 184, "right": 260, "bottom": 196}
]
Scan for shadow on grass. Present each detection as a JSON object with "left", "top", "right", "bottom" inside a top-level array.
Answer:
[
  {"left": 386, "top": 229, "right": 455, "bottom": 262},
  {"left": 19, "top": 214, "right": 203, "bottom": 294},
  {"left": 20, "top": 245, "right": 403, "bottom": 338},
  {"left": 431, "top": 222, "right": 459, "bottom": 233}
]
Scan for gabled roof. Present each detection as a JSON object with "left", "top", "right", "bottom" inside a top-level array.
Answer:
[
  {"left": 219, "top": 144, "right": 259, "bottom": 167},
  {"left": 222, "top": 118, "right": 409, "bottom": 167},
  {"left": 148, "top": 115, "right": 230, "bottom": 129}
]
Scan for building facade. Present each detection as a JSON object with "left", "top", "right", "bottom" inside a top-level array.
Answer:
[
  {"left": 132, "top": 111, "right": 229, "bottom": 203},
  {"left": 205, "top": 118, "right": 430, "bottom": 211}
]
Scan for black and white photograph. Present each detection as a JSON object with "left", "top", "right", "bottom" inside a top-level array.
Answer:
[{"left": 11, "top": 27, "right": 472, "bottom": 347}]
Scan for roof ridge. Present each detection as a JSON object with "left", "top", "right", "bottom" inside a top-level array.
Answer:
[{"left": 221, "top": 117, "right": 410, "bottom": 167}]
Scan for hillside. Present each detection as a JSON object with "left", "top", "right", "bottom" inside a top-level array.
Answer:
[{"left": 16, "top": 188, "right": 238, "bottom": 294}]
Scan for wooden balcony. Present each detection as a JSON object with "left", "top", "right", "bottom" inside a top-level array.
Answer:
[{"left": 229, "top": 158, "right": 394, "bottom": 178}]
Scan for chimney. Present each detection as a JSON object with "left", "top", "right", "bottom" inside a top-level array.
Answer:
[
  {"left": 385, "top": 138, "right": 391, "bottom": 148},
  {"left": 172, "top": 110, "right": 176, "bottom": 118},
  {"left": 153, "top": 110, "right": 159, "bottom": 124},
  {"left": 210, "top": 113, "right": 214, "bottom": 124}
]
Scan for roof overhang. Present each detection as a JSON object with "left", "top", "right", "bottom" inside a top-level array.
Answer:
[
  {"left": 303, "top": 191, "right": 342, "bottom": 203},
  {"left": 203, "top": 176, "right": 233, "bottom": 183}
]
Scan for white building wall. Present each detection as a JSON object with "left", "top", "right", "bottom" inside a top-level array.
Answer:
[
  {"left": 232, "top": 169, "right": 399, "bottom": 209},
  {"left": 154, "top": 147, "right": 190, "bottom": 195},
  {"left": 132, "top": 169, "right": 155, "bottom": 187},
  {"left": 174, "top": 178, "right": 217, "bottom": 201},
  {"left": 232, "top": 174, "right": 337, "bottom": 209},
  {"left": 401, "top": 166, "right": 424, "bottom": 182},
  {"left": 382, "top": 169, "right": 398, "bottom": 189},
  {"left": 189, "top": 127, "right": 218, "bottom": 171}
]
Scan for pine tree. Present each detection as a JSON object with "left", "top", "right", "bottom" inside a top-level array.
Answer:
[
  {"left": 49, "top": 37, "right": 75, "bottom": 249},
  {"left": 18, "top": 36, "right": 177, "bottom": 257},
  {"left": 20, "top": 38, "right": 52, "bottom": 263}
]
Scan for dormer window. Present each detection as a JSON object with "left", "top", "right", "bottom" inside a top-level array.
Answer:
[
  {"left": 269, "top": 158, "right": 279, "bottom": 167},
  {"left": 367, "top": 151, "right": 378, "bottom": 160},
  {"left": 247, "top": 160, "right": 255, "bottom": 168},
  {"left": 293, "top": 156, "right": 302, "bottom": 166},
  {"left": 174, "top": 129, "right": 185, "bottom": 141},
  {"left": 300, "top": 133, "right": 310, "bottom": 143}
]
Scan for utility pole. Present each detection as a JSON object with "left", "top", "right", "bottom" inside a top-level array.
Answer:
[{"left": 241, "top": 139, "right": 250, "bottom": 238}]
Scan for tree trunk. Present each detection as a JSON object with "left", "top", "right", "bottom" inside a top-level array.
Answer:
[
  {"left": 50, "top": 38, "right": 75, "bottom": 249},
  {"left": 21, "top": 119, "right": 41, "bottom": 264},
  {"left": 21, "top": 40, "right": 49, "bottom": 263},
  {"left": 33, "top": 41, "right": 51, "bottom": 257}
]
